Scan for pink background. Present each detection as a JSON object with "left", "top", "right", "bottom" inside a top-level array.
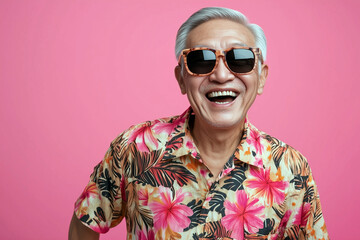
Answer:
[{"left": 1, "top": 0, "right": 359, "bottom": 239}]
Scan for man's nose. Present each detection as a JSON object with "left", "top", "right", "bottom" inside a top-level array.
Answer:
[{"left": 209, "top": 56, "right": 235, "bottom": 83}]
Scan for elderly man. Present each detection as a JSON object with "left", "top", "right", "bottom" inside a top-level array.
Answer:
[{"left": 69, "top": 7, "right": 328, "bottom": 240}]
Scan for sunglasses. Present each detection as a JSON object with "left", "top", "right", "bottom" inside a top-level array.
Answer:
[{"left": 178, "top": 47, "right": 263, "bottom": 76}]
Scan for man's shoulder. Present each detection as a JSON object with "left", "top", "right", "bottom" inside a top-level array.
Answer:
[
  {"left": 248, "top": 122, "right": 296, "bottom": 150},
  {"left": 109, "top": 111, "right": 187, "bottom": 153},
  {"left": 252, "top": 124, "right": 310, "bottom": 173},
  {"left": 260, "top": 129, "right": 304, "bottom": 157}
]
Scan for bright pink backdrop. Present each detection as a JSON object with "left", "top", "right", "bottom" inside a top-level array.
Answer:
[{"left": 1, "top": 0, "right": 359, "bottom": 239}]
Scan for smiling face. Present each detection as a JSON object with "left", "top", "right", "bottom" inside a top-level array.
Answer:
[{"left": 175, "top": 19, "right": 268, "bottom": 131}]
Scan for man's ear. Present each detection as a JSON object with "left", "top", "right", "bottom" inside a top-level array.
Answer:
[
  {"left": 175, "top": 65, "right": 187, "bottom": 95},
  {"left": 257, "top": 64, "right": 268, "bottom": 95}
]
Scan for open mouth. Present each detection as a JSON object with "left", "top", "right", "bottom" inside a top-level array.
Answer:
[{"left": 206, "top": 90, "right": 238, "bottom": 104}]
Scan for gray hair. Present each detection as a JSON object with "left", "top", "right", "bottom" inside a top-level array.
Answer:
[{"left": 175, "top": 7, "right": 267, "bottom": 62}]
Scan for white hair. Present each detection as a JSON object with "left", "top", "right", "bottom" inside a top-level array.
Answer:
[{"left": 175, "top": 7, "right": 267, "bottom": 64}]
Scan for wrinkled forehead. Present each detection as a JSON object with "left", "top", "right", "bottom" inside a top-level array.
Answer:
[{"left": 186, "top": 19, "right": 256, "bottom": 49}]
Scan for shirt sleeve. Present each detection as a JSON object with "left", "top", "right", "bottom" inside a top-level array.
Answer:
[
  {"left": 74, "top": 136, "right": 127, "bottom": 234},
  {"left": 304, "top": 172, "right": 329, "bottom": 239}
]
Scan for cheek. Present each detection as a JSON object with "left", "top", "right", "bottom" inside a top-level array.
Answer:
[
  {"left": 184, "top": 76, "right": 206, "bottom": 93},
  {"left": 240, "top": 75, "right": 259, "bottom": 92}
]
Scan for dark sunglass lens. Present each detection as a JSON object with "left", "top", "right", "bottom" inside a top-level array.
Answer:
[
  {"left": 226, "top": 49, "right": 255, "bottom": 73},
  {"left": 187, "top": 50, "right": 216, "bottom": 74}
]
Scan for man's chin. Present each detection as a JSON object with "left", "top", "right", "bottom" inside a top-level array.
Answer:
[{"left": 204, "top": 116, "right": 246, "bottom": 130}]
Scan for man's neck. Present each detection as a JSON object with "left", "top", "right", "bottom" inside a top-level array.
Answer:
[{"left": 190, "top": 116, "right": 245, "bottom": 174}]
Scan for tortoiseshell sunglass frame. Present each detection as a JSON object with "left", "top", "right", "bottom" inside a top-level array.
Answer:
[{"left": 178, "top": 46, "right": 263, "bottom": 76}]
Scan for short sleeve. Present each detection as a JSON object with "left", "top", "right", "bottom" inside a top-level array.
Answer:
[
  {"left": 304, "top": 173, "right": 329, "bottom": 239},
  {"left": 282, "top": 165, "right": 329, "bottom": 239},
  {"left": 74, "top": 136, "right": 126, "bottom": 234}
]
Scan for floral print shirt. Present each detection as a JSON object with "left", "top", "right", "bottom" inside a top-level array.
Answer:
[{"left": 74, "top": 107, "right": 329, "bottom": 240}]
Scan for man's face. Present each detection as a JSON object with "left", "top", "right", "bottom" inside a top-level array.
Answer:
[{"left": 175, "top": 19, "right": 268, "bottom": 130}]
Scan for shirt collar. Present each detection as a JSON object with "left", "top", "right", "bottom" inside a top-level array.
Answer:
[{"left": 162, "top": 107, "right": 267, "bottom": 169}]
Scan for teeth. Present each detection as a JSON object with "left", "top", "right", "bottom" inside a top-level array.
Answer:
[
  {"left": 214, "top": 101, "right": 231, "bottom": 104},
  {"left": 208, "top": 91, "right": 237, "bottom": 98}
]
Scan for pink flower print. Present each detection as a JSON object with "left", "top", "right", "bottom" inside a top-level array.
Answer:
[
  {"left": 91, "top": 223, "right": 110, "bottom": 234},
  {"left": 222, "top": 190, "right": 264, "bottom": 240},
  {"left": 128, "top": 123, "right": 158, "bottom": 152},
  {"left": 186, "top": 140, "right": 196, "bottom": 152},
  {"left": 149, "top": 187, "right": 193, "bottom": 232},
  {"left": 254, "top": 157, "right": 263, "bottom": 168},
  {"left": 245, "top": 167, "right": 288, "bottom": 206},
  {"left": 74, "top": 182, "right": 99, "bottom": 211},
  {"left": 246, "top": 128, "right": 264, "bottom": 155},
  {"left": 269, "top": 210, "right": 292, "bottom": 239},
  {"left": 153, "top": 117, "right": 186, "bottom": 135},
  {"left": 137, "top": 229, "right": 155, "bottom": 240},
  {"left": 138, "top": 188, "right": 150, "bottom": 206},
  {"left": 200, "top": 169, "right": 207, "bottom": 178},
  {"left": 222, "top": 168, "right": 232, "bottom": 176},
  {"left": 185, "top": 139, "right": 201, "bottom": 160},
  {"left": 218, "top": 167, "right": 234, "bottom": 180},
  {"left": 293, "top": 202, "right": 311, "bottom": 227},
  {"left": 279, "top": 210, "right": 291, "bottom": 229}
]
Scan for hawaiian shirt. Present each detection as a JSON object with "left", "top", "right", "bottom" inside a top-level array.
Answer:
[{"left": 74, "top": 107, "right": 329, "bottom": 240}]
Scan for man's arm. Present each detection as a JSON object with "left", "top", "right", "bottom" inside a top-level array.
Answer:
[{"left": 68, "top": 212, "right": 99, "bottom": 240}]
